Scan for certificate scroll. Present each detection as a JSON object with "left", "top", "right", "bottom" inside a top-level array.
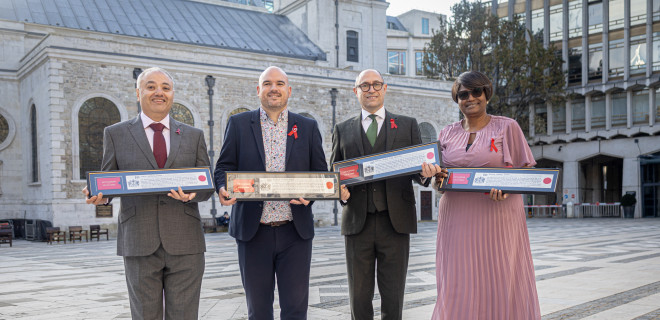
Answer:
[
  {"left": 332, "top": 142, "right": 441, "bottom": 186},
  {"left": 226, "top": 172, "right": 340, "bottom": 201},
  {"left": 437, "top": 167, "right": 560, "bottom": 194},
  {"left": 87, "top": 167, "right": 215, "bottom": 197}
]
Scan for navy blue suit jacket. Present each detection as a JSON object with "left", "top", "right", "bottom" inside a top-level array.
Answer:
[{"left": 214, "top": 109, "right": 328, "bottom": 242}]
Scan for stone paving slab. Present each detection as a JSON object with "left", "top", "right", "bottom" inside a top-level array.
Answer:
[{"left": 0, "top": 219, "right": 659, "bottom": 319}]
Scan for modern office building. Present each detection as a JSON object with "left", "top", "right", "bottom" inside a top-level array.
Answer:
[{"left": 493, "top": 0, "right": 660, "bottom": 217}]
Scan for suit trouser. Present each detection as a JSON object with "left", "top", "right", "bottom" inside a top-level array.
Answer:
[
  {"left": 345, "top": 211, "right": 410, "bottom": 320},
  {"left": 123, "top": 245, "right": 205, "bottom": 320},
  {"left": 237, "top": 222, "right": 313, "bottom": 320}
]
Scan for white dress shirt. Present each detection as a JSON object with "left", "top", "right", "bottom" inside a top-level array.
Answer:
[
  {"left": 141, "top": 112, "right": 171, "bottom": 155},
  {"left": 361, "top": 106, "right": 386, "bottom": 135}
]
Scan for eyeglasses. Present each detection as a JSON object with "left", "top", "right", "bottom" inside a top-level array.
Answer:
[
  {"left": 457, "top": 87, "right": 485, "bottom": 100},
  {"left": 357, "top": 82, "right": 384, "bottom": 92}
]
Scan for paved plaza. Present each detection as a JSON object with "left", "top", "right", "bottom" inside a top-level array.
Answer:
[{"left": 1, "top": 218, "right": 660, "bottom": 320}]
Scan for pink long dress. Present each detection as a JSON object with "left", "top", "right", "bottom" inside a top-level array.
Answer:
[{"left": 432, "top": 116, "right": 541, "bottom": 320}]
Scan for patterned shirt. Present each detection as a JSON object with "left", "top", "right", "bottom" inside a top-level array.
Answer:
[{"left": 260, "top": 108, "right": 293, "bottom": 223}]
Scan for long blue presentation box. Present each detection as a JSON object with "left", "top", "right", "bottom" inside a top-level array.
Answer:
[
  {"left": 437, "top": 167, "right": 560, "bottom": 194},
  {"left": 332, "top": 142, "right": 441, "bottom": 186},
  {"left": 87, "top": 167, "right": 215, "bottom": 197}
]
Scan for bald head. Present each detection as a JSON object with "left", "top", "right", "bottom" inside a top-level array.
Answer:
[
  {"left": 354, "top": 69, "right": 383, "bottom": 87},
  {"left": 259, "top": 66, "right": 289, "bottom": 87},
  {"left": 257, "top": 66, "right": 291, "bottom": 114},
  {"left": 137, "top": 67, "right": 175, "bottom": 89}
]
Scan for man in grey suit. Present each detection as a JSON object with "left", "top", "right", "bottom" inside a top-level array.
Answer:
[
  {"left": 84, "top": 67, "right": 212, "bottom": 320},
  {"left": 330, "top": 69, "right": 439, "bottom": 320}
]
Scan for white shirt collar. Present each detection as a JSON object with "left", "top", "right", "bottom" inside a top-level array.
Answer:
[
  {"left": 141, "top": 113, "right": 170, "bottom": 130},
  {"left": 361, "top": 106, "right": 386, "bottom": 121}
]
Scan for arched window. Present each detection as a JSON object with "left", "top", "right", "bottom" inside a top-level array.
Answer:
[
  {"left": 229, "top": 108, "right": 250, "bottom": 118},
  {"left": 347, "top": 31, "right": 359, "bottom": 62},
  {"left": 79, "top": 97, "right": 120, "bottom": 178},
  {"left": 170, "top": 103, "right": 194, "bottom": 126},
  {"left": 299, "top": 112, "right": 315, "bottom": 121},
  {"left": 0, "top": 114, "right": 8, "bottom": 146},
  {"left": 30, "top": 105, "right": 38, "bottom": 183},
  {"left": 419, "top": 122, "right": 437, "bottom": 144}
]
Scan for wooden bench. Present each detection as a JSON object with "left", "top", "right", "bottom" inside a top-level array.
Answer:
[
  {"left": 0, "top": 224, "right": 13, "bottom": 247},
  {"left": 69, "top": 226, "right": 88, "bottom": 243},
  {"left": 90, "top": 225, "right": 109, "bottom": 241},
  {"left": 46, "top": 227, "right": 66, "bottom": 244}
]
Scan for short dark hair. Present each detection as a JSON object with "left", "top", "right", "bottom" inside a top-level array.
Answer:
[{"left": 451, "top": 71, "right": 493, "bottom": 103}]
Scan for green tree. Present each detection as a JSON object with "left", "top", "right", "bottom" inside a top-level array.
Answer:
[{"left": 423, "top": 0, "right": 565, "bottom": 134}]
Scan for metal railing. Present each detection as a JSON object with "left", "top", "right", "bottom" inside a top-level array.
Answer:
[
  {"left": 577, "top": 203, "right": 621, "bottom": 218},
  {"left": 524, "top": 205, "right": 565, "bottom": 218}
]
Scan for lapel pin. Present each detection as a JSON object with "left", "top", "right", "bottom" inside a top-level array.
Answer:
[
  {"left": 390, "top": 118, "right": 398, "bottom": 129},
  {"left": 176, "top": 128, "right": 181, "bottom": 135},
  {"left": 288, "top": 125, "right": 298, "bottom": 139}
]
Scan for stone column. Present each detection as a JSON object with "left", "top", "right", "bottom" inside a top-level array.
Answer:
[
  {"left": 563, "top": 160, "right": 580, "bottom": 205},
  {"left": 566, "top": 98, "right": 573, "bottom": 134},
  {"left": 622, "top": 156, "right": 640, "bottom": 218},
  {"left": 585, "top": 94, "right": 592, "bottom": 132},
  {"left": 626, "top": 90, "right": 633, "bottom": 128},
  {"left": 547, "top": 101, "right": 554, "bottom": 135}
]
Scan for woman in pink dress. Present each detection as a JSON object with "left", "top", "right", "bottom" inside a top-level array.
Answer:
[{"left": 432, "top": 71, "right": 541, "bottom": 319}]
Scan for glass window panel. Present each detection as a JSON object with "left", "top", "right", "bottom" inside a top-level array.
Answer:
[
  {"left": 170, "top": 103, "right": 194, "bottom": 126},
  {"left": 30, "top": 105, "right": 38, "bottom": 182},
  {"left": 630, "top": 36, "right": 647, "bottom": 74},
  {"left": 609, "top": 38, "right": 625, "bottom": 77},
  {"left": 612, "top": 92, "right": 627, "bottom": 127},
  {"left": 609, "top": 0, "right": 624, "bottom": 30},
  {"left": 569, "top": 47, "right": 583, "bottom": 84},
  {"left": 657, "top": 88, "right": 660, "bottom": 122},
  {"left": 553, "top": 103, "right": 567, "bottom": 132},
  {"left": 415, "top": 51, "right": 423, "bottom": 75},
  {"left": 588, "top": 1, "right": 603, "bottom": 34},
  {"left": 589, "top": 43, "right": 603, "bottom": 80},
  {"left": 591, "top": 95, "right": 606, "bottom": 129},
  {"left": 654, "top": 0, "right": 660, "bottom": 21},
  {"left": 569, "top": 2, "right": 583, "bottom": 38},
  {"left": 0, "top": 114, "right": 7, "bottom": 144},
  {"left": 573, "top": 98, "right": 586, "bottom": 130},
  {"left": 79, "top": 97, "right": 120, "bottom": 178},
  {"left": 388, "top": 51, "right": 406, "bottom": 75},
  {"left": 654, "top": 32, "right": 660, "bottom": 71},
  {"left": 550, "top": 4, "right": 563, "bottom": 41},
  {"left": 229, "top": 108, "right": 249, "bottom": 118},
  {"left": 535, "top": 104, "right": 547, "bottom": 135},
  {"left": 422, "top": 18, "right": 429, "bottom": 35},
  {"left": 419, "top": 122, "right": 437, "bottom": 143},
  {"left": 630, "top": 0, "right": 647, "bottom": 25},
  {"left": 531, "top": 8, "right": 544, "bottom": 36},
  {"left": 633, "top": 90, "right": 649, "bottom": 124}
]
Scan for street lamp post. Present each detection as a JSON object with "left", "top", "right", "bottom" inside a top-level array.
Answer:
[
  {"left": 329, "top": 88, "right": 339, "bottom": 226},
  {"left": 132, "top": 68, "right": 143, "bottom": 113},
  {"left": 206, "top": 75, "right": 217, "bottom": 219}
]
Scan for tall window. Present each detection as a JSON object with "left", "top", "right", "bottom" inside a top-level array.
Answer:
[
  {"left": 591, "top": 95, "right": 606, "bottom": 129},
  {"left": 572, "top": 98, "right": 586, "bottom": 131},
  {"left": 633, "top": 90, "right": 649, "bottom": 124},
  {"left": 549, "top": 4, "right": 563, "bottom": 41},
  {"left": 347, "top": 31, "right": 359, "bottom": 62},
  {"left": 630, "top": 35, "right": 647, "bottom": 75},
  {"left": 568, "top": 1, "right": 582, "bottom": 38},
  {"left": 422, "top": 18, "right": 429, "bottom": 35},
  {"left": 553, "top": 103, "right": 567, "bottom": 133},
  {"left": 611, "top": 91, "right": 627, "bottom": 127},
  {"left": 609, "top": 38, "right": 625, "bottom": 77},
  {"left": 654, "top": 32, "right": 660, "bottom": 71},
  {"left": 30, "top": 105, "right": 38, "bottom": 182},
  {"left": 609, "top": 0, "right": 624, "bottom": 30},
  {"left": 535, "top": 104, "right": 548, "bottom": 135},
  {"left": 568, "top": 47, "right": 583, "bottom": 84},
  {"left": 79, "top": 98, "right": 120, "bottom": 179},
  {"left": 170, "top": 103, "right": 194, "bottom": 126},
  {"left": 264, "top": 0, "right": 273, "bottom": 12},
  {"left": 388, "top": 51, "right": 406, "bottom": 75},
  {"left": 630, "top": 0, "right": 647, "bottom": 25},
  {"left": 654, "top": 0, "right": 660, "bottom": 21},
  {"left": 0, "top": 114, "right": 8, "bottom": 146},
  {"left": 531, "top": 8, "right": 544, "bottom": 37},
  {"left": 588, "top": 42, "right": 603, "bottom": 80},
  {"left": 415, "top": 52, "right": 424, "bottom": 75},
  {"left": 588, "top": 1, "right": 603, "bottom": 34},
  {"left": 419, "top": 122, "right": 437, "bottom": 143}
]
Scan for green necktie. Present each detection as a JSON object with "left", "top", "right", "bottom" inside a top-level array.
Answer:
[{"left": 366, "top": 114, "right": 378, "bottom": 146}]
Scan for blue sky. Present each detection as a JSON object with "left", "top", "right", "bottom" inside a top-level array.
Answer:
[{"left": 386, "top": 0, "right": 463, "bottom": 17}]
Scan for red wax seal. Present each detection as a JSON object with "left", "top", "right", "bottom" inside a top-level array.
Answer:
[
  {"left": 326, "top": 182, "right": 334, "bottom": 189},
  {"left": 199, "top": 175, "right": 206, "bottom": 182},
  {"left": 427, "top": 152, "right": 434, "bottom": 159},
  {"left": 543, "top": 177, "right": 552, "bottom": 184}
]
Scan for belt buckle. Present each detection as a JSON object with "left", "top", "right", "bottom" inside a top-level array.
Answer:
[{"left": 264, "top": 220, "right": 288, "bottom": 227}]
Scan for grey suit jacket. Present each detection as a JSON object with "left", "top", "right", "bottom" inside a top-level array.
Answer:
[
  {"left": 330, "top": 110, "right": 427, "bottom": 236},
  {"left": 101, "top": 116, "right": 213, "bottom": 257}
]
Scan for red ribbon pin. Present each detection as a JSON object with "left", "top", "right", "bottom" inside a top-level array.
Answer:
[
  {"left": 288, "top": 125, "right": 298, "bottom": 139},
  {"left": 176, "top": 128, "right": 181, "bottom": 135},
  {"left": 390, "top": 118, "right": 398, "bottom": 129},
  {"left": 490, "top": 138, "right": 498, "bottom": 152}
]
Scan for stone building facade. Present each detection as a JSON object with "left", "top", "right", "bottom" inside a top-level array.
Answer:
[{"left": 0, "top": 0, "right": 456, "bottom": 234}]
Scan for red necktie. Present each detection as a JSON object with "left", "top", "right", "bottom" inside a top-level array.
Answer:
[{"left": 149, "top": 123, "right": 167, "bottom": 168}]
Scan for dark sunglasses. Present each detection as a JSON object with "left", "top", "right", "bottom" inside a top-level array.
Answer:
[{"left": 457, "top": 87, "right": 485, "bottom": 100}]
